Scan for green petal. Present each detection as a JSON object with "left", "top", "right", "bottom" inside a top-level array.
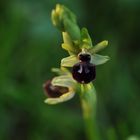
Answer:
[
  {"left": 52, "top": 75, "right": 75, "bottom": 88},
  {"left": 91, "top": 54, "right": 110, "bottom": 65},
  {"left": 89, "top": 40, "right": 108, "bottom": 54},
  {"left": 61, "top": 55, "right": 78, "bottom": 67},
  {"left": 44, "top": 90, "right": 75, "bottom": 104}
]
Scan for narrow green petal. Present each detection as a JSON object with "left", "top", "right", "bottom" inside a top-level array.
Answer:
[
  {"left": 89, "top": 40, "right": 108, "bottom": 54},
  {"left": 91, "top": 54, "right": 110, "bottom": 65},
  {"left": 44, "top": 90, "right": 75, "bottom": 104},
  {"left": 61, "top": 55, "right": 78, "bottom": 67},
  {"left": 52, "top": 75, "right": 75, "bottom": 88}
]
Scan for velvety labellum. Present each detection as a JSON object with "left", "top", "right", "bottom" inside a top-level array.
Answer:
[
  {"left": 43, "top": 80, "right": 68, "bottom": 98},
  {"left": 72, "top": 62, "right": 96, "bottom": 84}
]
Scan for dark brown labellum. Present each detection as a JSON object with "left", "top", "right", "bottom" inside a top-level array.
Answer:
[
  {"left": 43, "top": 80, "right": 68, "bottom": 98},
  {"left": 72, "top": 62, "right": 96, "bottom": 84}
]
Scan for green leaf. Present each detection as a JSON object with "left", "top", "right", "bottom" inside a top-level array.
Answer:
[{"left": 91, "top": 54, "right": 110, "bottom": 65}]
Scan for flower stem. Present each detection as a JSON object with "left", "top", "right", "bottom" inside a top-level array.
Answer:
[{"left": 80, "top": 83, "right": 100, "bottom": 140}]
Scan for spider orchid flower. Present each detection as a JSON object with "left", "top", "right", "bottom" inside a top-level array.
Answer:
[
  {"left": 61, "top": 28, "right": 110, "bottom": 68},
  {"left": 43, "top": 68, "right": 77, "bottom": 104}
]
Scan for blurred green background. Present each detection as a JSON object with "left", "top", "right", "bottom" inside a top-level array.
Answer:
[{"left": 0, "top": 0, "right": 140, "bottom": 140}]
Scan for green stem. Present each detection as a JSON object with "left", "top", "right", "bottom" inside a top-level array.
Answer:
[{"left": 80, "top": 83, "right": 100, "bottom": 140}]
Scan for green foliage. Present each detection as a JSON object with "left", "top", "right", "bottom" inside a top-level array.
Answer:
[{"left": 0, "top": 0, "right": 140, "bottom": 140}]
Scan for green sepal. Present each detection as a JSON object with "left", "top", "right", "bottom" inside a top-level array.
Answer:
[
  {"left": 91, "top": 54, "right": 110, "bottom": 65},
  {"left": 52, "top": 75, "right": 75, "bottom": 88},
  {"left": 61, "top": 55, "right": 78, "bottom": 67}
]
